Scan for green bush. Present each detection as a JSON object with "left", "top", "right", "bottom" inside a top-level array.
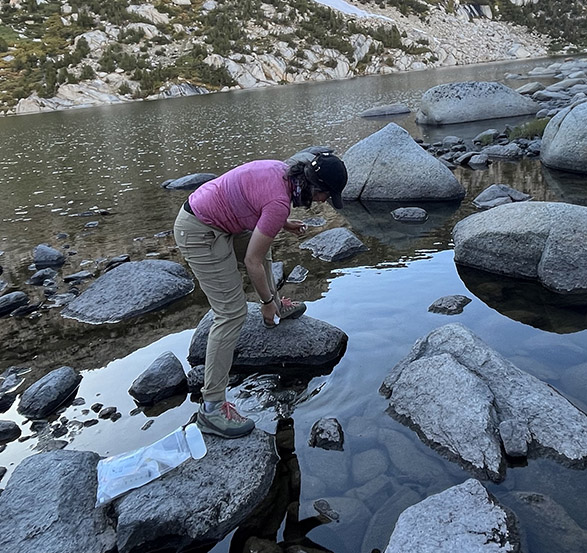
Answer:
[
  {"left": 507, "top": 118, "right": 551, "bottom": 140},
  {"left": 80, "top": 64, "right": 95, "bottom": 79}
]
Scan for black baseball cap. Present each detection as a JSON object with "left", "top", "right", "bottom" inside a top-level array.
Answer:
[{"left": 303, "top": 152, "right": 348, "bottom": 209}]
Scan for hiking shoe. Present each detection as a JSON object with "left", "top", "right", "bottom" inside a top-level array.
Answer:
[
  {"left": 279, "top": 298, "right": 306, "bottom": 320},
  {"left": 197, "top": 401, "right": 255, "bottom": 438}
]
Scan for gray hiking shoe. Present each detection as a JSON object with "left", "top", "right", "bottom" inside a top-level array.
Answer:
[
  {"left": 197, "top": 401, "right": 255, "bottom": 438},
  {"left": 279, "top": 298, "right": 306, "bottom": 320}
]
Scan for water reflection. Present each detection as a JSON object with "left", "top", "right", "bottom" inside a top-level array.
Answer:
[{"left": 457, "top": 265, "right": 587, "bottom": 334}]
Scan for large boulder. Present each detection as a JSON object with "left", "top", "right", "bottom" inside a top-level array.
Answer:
[
  {"left": 385, "top": 479, "right": 520, "bottom": 553},
  {"left": 61, "top": 260, "right": 194, "bottom": 323},
  {"left": 540, "top": 99, "right": 587, "bottom": 173},
  {"left": 114, "top": 430, "right": 277, "bottom": 553},
  {"left": 0, "top": 450, "right": 116, "bottom": 553},
  {"left": 416, "top": 81, "right": 539, "bottom": 125},
  {"left": 380, "top": 324, "right": 587, "bottom": 481},
  {"left": 453, "top": 202, "right": 587, "bottom": 294},
  {"left": 18, "top": 366, "right": 82, "bottom": 419},
  {"left": 342, "top": 124, "right": 464, "bottom": 202},
  {"left": 188, "top": 303, "right": 347, "bottom": 372}
]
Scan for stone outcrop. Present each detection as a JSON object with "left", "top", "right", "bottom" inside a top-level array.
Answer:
[
  {"left": 540, "top": 99, "right": 587, "bottom": 173},
  {"left": 385, "top": 479, "right": 520, "bottom": 553},
  {"left": 61, "top": 260, "right": 194, "bottom": 324},
  {"left": 342, "top": 123, "right": 465, "bottom": 201},
  {"left": 187, "top": 303, "right": 347, "bottom": 373},
  {"left": 416, "top": 81, "right": 539, "bottom": 125},
  {"left": 453, "top": 202, "right": 587, "bottom": 294},
  {"left": 380, "top": 324, "right": 587, "bottom": 481}
]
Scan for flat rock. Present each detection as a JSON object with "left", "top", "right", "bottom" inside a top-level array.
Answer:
[
  {"left": 33, "top": 244, "right": 66, "bottom": 269},
  {"left": 0, "top": 450, "right": 116, "bottom": 553},
  {"left": 0, "top": 291, "right": 29, "bottom": 317},
  {"left": 416, "top": 81, "right": 539, "bottom": 125},
  {"left": 453, "top": 202, "right": 587, "bottom": 294},
  {"left": 300, "top": 227, "right": 367, "bottom": 262},
  {"left": 473, "top": 184, "right": 531, "bottom": 209},
  {"left": 114, "top": 430, "right": 278, "bottom": 553},
  {"left": 385, "top": 479, "right": 520, "bottom": 553},
  {"left": 359, "top": 103, "right": 410, "bottom": 117},
  {"left": 187, "top": 303, "right": 347, "bottom": 372},
  {"left": 391, "top": 207, "right": 429, "bottom": 223},
  {"left": 342, "top": 123, "right": 464, "bottom": 201},
  {"left": 18, "top": 366, "right": 82, "bottom": 419},
  {"left": 62, "top": 260, "right": 194, "bottom": 323},
  {"left": 481, "top": 143, "right": 524, "bottom": 159},
  {"left": 540, "top": 99, "right": 587, "bottom": 173},
  {"left": 160, "top": 172, "right": 217, "bottom": 190},
  {"left": 380, "top": 323, "right": 587, "bottom": 481}
]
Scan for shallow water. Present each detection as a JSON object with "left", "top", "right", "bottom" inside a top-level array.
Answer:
[{"left": 1, "top": 56, "right": 587, "bottom": 552}]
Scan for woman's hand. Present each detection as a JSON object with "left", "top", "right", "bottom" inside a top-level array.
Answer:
[
  {"left": 283, "top": 219, "right": 307, "bottom": 236},
  {"left": 260, "top": 299, "right": 280, "bottom": 326}
]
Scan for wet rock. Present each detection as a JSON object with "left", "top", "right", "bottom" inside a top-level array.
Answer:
[
  {"left": 416, "top": 81, "right": 539, "bottom": 125},
  {"left": 385, "top": 479, "right": 520, "bottom": 553},
  {"left": 98, "top": 407, "right": 118, "bottom": 419},
  {"left": 300, "top": 228, "right": 367, "bottom": 262},
  {"left": 33, "top": 244, "right": 66, "bottom": 269},
  {"left": 18, "top": 366, "right": 82, "bottom": 419},
  {"left": 91, "top": 402, "right": 103, "bottom": 412},
  {"left": 129, "top": 351, "right": 187, "bottom": 405},
  {"left": 188, "top": 303, "right": 347, "bottom": 373},
  {"left": 160, "top": 172, "right": 217, "bottom": 190},
  {"left": 114, "top": 430, "right": 277, "bottom": 553},
  {"left": 481, "top": 142, "right": 524, "bottom": 159},
  {"left": 359, "top": 103, "right": 410, "bottom": 117},
  {"left": 453, "top": 202, "right": 587, "bottom": 294},
  {"left": 84, "top": 221, "right": 99, "bottom": 229},
  {"left": 309, "top": 417, "right": 344, "bottom": 451},
  {"left": 540, "top": 99, "right": 587, "bottom": 173},
  {"left": 62, "top": 260, "right": 194, "bottom": 323},
  {"left": 428, "top": 294, "right": 472, "bottom": 314},
  {"left": 0, "top": 420, "right": 21, "bottom": 443},
  {"left": 380, "top": 324, "right": 587, "bottom": 481},
  {"left": 286, "top": 264, "right": 308, "bottom": 283},
  {"left": 28, "top": 267, "right": 58, "bottom": 285},
  {"left": 391, "top": 207, "right": 428, "bottom": 223},
  {"left": 499, "top": 419, "right": 530, "bottom": 458},
  {"left": 186, "top": 364, "right": 205, "bottom": 392},
  {"left": 0, "top": 291, "right": 29, "bottom": 317},
  {"left": 0, "top": 450, "right": 116, "bottom": 553},
  {"left": 0, "top": 466, "right": 5, "bottom": 482},
  {"left": 63, "top": 270, "right": 93, "bottom": 283},
  {"left": 342, "top": 123, "right": 464, "bottom": 201},
  {"left": 472, "top": 128, "right": 500, "bottom": 144},
  {"left": 104, "top": 254, "right": 130, "bottom": 272},
  {"left": 473, "top": 184, "right": 531, "bottom": 209},
  {"left": 271, "top": 261, "right": 285, "bottom": 289},
  {"left": 351, "top": 448, "right": 388, "bottom": 485},
  {"left": 468, "top": 153, "right": 490, "bottom": 168}
]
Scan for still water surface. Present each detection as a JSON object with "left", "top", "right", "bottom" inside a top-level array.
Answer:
[{"left": 1, "top": 56, "right": 587, "bottom": 553}]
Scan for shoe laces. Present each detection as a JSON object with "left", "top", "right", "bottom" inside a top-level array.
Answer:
[
  {"left": 220, "top": 401, "right": 246, "bottom": 422},
  {"left": 280, "top": 297, "right": 297, "bottom": 314}
]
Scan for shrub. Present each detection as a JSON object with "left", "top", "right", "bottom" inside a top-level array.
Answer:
[{"left": 507, "top": 118, "right": 551, "bottom": 140}]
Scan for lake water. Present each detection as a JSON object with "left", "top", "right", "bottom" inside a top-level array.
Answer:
[{"left": 1, "top": 56, "right": 587, "bottom": 553}]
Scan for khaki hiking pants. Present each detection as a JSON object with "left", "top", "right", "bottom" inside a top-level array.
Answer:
[{"left": 174, "top": 206, "right": 277, "bottom": 402}]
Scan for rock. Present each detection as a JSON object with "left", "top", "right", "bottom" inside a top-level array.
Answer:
[
  {"left": 468, "top": 154, "right": 490, "bottom": 167},
  {"left": 309, "top": 417, "right": 344, "bottom": 451},
  {"left": 129, "top": 351, "right": 187, "bottom": 405},
  {"left": 286, "top": 264, "right": 308, "bottom": 283},
  {"left": 114, "top": 431, "right": 277, "bottom": 553},
  {"left": 416, "top": 81, "right": 539, "bottom": 125},
  {"left": 0, "top": 291, "right": 29, "bottom": 317},
  {"left": 160, "top": 172, "right": 217, "bottom": 190},
  {"left": 473, "top": 184, "right": 531, "bottom": 209},
  {"left": 188, "top": 303, "right": 347, "bottom": 373},
  {"left": 428, "top": 294, "right": 472, "bottom": 314},
  {"left": 300, "top": 228, "right": 368, "bottom": 262},
  {"left": 516, "top": 81, "right": 545, "bottom": 95},
  {"left": 63, "top": 270, "right": 93, "bottom": 283},
  {"left": 28, "top": 267, "right": 58, "bottom": 285},
  {"left": 104, "top": 254, "right": 130, "bottom": 272},
  {"left": 0, "top": 420, "right": 21, "bottom": 443},
  {"left": 540, "top": 99, "right": 587, "bottom": 173},
  {"left": 18, "top": 366, "right": 82, "bottom": 419},
  {"left": 499, "top": 419, "right": 530, "bottom": 458},
  {"left": 472, "top": 128, "right": 500, "bottom": 144},
  {"left": 380, "top": 323, "right": 587, "bottom": 481},
  {"left": 158, "top": 83, "right": 209, "bottom": 98},
  {"left": 61, "top": 260, "right": 194, "bottom": 323},
  {"left": 271, "top": 261, "right": 285, "bottom": 289},
  {"left": 359, "top": 103, "right": 410, "bottom": 117},
  {"left": 0, "top": 450, "right": 116, "bottom": 553},
  {"left": 453, "top": 202, "right": 587, "bottom": 294},
  {"left": 33, "top": 244, "right": 66, "bottom": 269},
  {"left": 391, "top": 207, "right": 429, "bottom": 223},
  {"left": 342, "top": 124, "right": 464, "bottom": 201},
  {"left": 186, "top": 364, "right": 205, "bottom": 392},
  {"left": 385, "top": 479, "right": 520, "bottom": 553},
  {"left": 481, "top": 143, "right": 524, "bottom": 159}
]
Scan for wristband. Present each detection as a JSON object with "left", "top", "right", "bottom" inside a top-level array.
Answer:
[{"left": 260, "top": 294, "right": 275, "bottom": 305}]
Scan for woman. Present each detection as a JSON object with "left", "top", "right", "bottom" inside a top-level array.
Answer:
[{"left": 174, "top": 152, "right": 348, "bottom": 438}]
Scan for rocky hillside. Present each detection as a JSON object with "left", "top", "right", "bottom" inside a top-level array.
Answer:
[{"left": 0, "top": 0, "right": 584, "bottom": 115}]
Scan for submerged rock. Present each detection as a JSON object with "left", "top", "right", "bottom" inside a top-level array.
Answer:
[
  {"left": 380, "top": 323, "right": 587, "bottom": 481},
  {"left": 188, "top": 303, "right": 347, "bottom": 373},
  {"left": 160, "top": 172, "right": 217, "bottom": 190},
  {"left": 416, "top": 81, "right": 539, "bottom": 125},
  {"left": 385, "top": 479, "right": 520, "bottom": 552},
  {"left": 61, "top": 260, "right": 194, "bottom": 323},
  {"left": 453, "top": 202, "right": 587, "bottom": 294},
  {"left": 342, "top": 123, "right": 464, "bottom": 202},
  {"left": 391, "top": 207, "right": 429, "bottom": 223},
  {"left": 359, "top": 103, "right": 410, "bottom": 117}
]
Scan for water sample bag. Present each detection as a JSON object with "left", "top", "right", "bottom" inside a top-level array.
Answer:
[{"left": 96, "top": 423, "right": 207, "bottom": 506}]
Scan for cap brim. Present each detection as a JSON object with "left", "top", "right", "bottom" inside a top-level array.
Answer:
[{"left": 329, "top": 192, "right": 344, "bottom": 209}]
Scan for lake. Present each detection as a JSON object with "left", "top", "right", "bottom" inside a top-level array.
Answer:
[{"left": 1, "top": 55, "right": 586, "bottom": 553}]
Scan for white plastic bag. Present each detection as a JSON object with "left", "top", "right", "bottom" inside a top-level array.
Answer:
[{"left": 96, "top": 423, "right": 207, "bottom": 506}]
